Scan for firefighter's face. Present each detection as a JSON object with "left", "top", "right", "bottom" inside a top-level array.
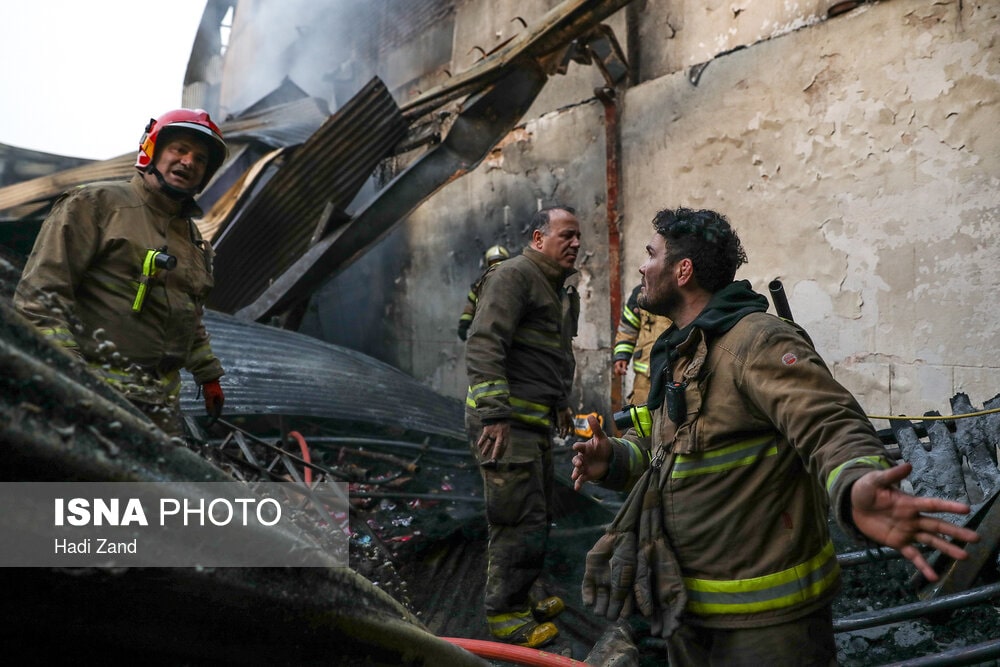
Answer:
[
  {"left": 533, "top": 209, "right": 581, "bottom": 269},
  {"left": 154, "top": 134, "right": 210, "bottom": 192},
  {"left": 638, "top": 233, "right": 682, "bottom": 316}
]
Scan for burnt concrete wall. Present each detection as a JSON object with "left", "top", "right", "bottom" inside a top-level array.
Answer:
[{"left": 211, "top": 0, "right": 999, "bottom": 423}]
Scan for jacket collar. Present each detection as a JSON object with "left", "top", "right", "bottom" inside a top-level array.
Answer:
[
  {"left": 130, "top": 173, "right": 203, "bottom": 218},
  {"left": 523, "top": 246, "right": 577, "bottom": 287},
  {"left": 646, "top": 280, "right": 768, "bottom": 409}
]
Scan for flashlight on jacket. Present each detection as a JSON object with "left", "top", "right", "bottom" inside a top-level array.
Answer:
[
  {"left": 132, "top": 248, "right": 177, "bottom": 312},
  {"left": 612, "top": 403, "right": 652, "bottom": 437},
  {"left": 152, "top": 251, "right": 177, "bottom": 271}
]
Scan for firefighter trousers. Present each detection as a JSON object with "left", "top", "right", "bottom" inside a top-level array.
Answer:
[
  {"left": 666, "top": 604, "right": 838, "bottom": 666},
  {"left": 466, "top": 413, "right": 554, "bottom": 615}
]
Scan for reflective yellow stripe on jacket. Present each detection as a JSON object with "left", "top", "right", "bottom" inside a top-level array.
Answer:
[
  {"left": 672, "top": 435, "right": 776, "bottom": 478},
  {"left": 467, "top": 383, "right": 554, "bottom": 429},
  {"left": 508, "top": 396, "right": 553, "bottom": 429},
  {"left": 673, "top": 435, "right": 840, "bottom": 615},
  {"left": 684, "top": 540, "right": 840, "bottom": 615}
]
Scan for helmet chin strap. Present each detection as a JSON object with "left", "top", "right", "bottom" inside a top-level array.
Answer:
[{"left": 148, "top": 166, "right": 198, "bottom": 201}]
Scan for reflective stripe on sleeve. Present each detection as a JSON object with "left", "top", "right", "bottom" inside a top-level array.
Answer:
[
  {"left": 613, "top": 437, "right": 651, "bottom": 488},
  {"left": 622, "top": 306, "right": 641, "bottom": 329},
  {"left": 826, "top": 455, "right": 892, "bottom": 493},
  {"left": 467, "top": 380, "right": 510, "bottom": 407},
  {"left": 614, "top": 341, "right": 636, "bottom": 357}
]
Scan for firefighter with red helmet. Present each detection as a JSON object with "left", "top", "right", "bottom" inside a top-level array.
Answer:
[{"left": 14, "top": 109, "right": 229, "bottom": 436}]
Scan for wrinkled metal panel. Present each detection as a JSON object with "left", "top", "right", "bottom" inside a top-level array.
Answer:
[
  {"left": 207, "top": 77, "right": 407, "bottom": 314},
  {"left": 218, "top": 96, "right": 331, "bottom": 149},
  {"left": 180, "top": 310, "right": 466, "bottom": 442},
  {"left": 236, "top": 63, "right": 547, "bottom": 322}
]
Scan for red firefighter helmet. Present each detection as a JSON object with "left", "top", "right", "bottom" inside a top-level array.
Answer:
[{"left": 135, "top": 108, "right": 227, "bottom": 192}]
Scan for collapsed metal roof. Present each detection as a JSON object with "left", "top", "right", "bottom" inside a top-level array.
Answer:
[
  {"left": 0, "top": 0, "right": 636, "bottom": 328},
  {"left": 206, "top": 77, "right": 408, "bottom": 314}
]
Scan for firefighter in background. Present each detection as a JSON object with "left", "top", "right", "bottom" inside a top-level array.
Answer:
[
  {"left": 613, "top": 283, "right": 672, "bottom": 405},
  {"left": 465, "top": 207, "right": 581, "bottom": 648},
  {"left": 457, "top": 244, "right": 510, "bottom": 341},
  {"left": 14, "top": 109, "right": 228, "bottom": 436}
]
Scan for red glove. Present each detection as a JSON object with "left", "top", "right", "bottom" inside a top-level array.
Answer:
[{"left": 202, "top": 379, "right": 224, "bottom": 419}]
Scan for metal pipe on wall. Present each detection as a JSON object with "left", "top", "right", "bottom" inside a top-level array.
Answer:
[{"left": 596, "top": 86, "right": 623, "bottom": 417}]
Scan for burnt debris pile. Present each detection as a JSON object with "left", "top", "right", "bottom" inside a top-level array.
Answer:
[{"left": 832, "top": 393, "right": 1000, "bottom": 667}]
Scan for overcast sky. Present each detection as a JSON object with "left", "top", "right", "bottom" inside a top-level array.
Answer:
[{"left": 1, "top": 1, "right": 208, "bottom": 160}]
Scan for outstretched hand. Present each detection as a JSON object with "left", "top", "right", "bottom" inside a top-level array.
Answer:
[
  {"left": 851, "top": 462, "right": 980, "bottom": 582},
  {"left": 571, "top": 414, "right": 612, "bottom": 491}
]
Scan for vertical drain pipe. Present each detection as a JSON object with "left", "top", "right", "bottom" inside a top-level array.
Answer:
[{"left": 596, "top": 86, "right": 624, "bottom": 417}]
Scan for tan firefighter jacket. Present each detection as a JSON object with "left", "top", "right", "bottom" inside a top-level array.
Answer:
[
  {"left": 601, "top": 311, "right": 892, "bottom": 629},
  {"left": 466, "top": 247, "right": 579, "bottom": 431},
  {"left": 14, "top": 175, "right": 224, "bottom": 393},
  {"left": 613, "top": 284, "right": 672, "bottom": 379}
]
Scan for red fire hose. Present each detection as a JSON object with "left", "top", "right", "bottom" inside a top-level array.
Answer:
[
  {"left": 287, "top": 430, "right": 312, "bottom": 485},
  {"left": 439, "top": 637, "right": 588, "bottom": 666}
]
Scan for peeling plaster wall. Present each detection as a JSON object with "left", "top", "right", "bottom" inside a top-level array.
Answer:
[
  {"left": 634, "top": 0, "right": 836, "bottom": 79},
  {"left": 620, "top": 0, "right": 1000, "bottom": 415},
  {"left": 384, "top": 0, "right": 1000, "bottom": 419}
]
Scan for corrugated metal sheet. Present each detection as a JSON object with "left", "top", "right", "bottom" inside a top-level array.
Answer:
[
  {"left": 207, "top": 77, "right": 407, "bottom": 314},
  {"left": 179, "top": 310, "right": 466, "bottom": 442},
  {"left": 222, "top": 95, "right": 330, "bottom": 148},
  {"left": 235, "top": 64, "right": 548, "bottom": 322}
]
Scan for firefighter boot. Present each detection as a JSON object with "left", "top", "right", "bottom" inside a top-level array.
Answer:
[
  {"left": 487, "top": 610, "right": 559, "bottom": 649},
  {"left": 531, "top": 596, "right": 565, "bottom": 622}
]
